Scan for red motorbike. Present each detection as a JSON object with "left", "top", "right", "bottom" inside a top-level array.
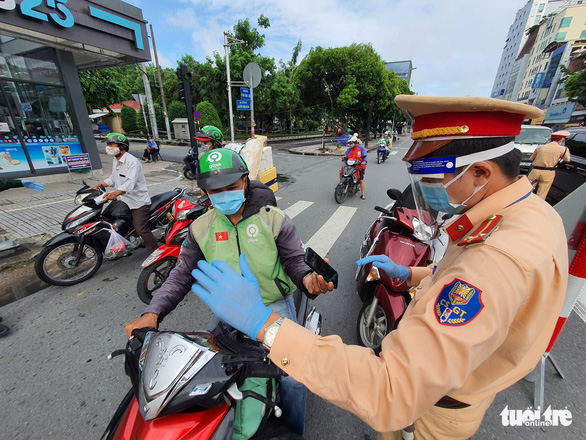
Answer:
[
  {"left": 334, "top": 158, "right": 363, "bottom": 204},
  {"left": 355, "top": 188, "right": 446, "bottom": 353},
  {"left": 136, "top": 195, "right": 211, "bottom": 304},
  {"left": 101, "top": 326, "right": 303, "bottom": 440}
]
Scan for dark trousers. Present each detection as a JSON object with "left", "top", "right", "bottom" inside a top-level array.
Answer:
[{"left": 131, "top": 205, "right": 158, "bottom": 253}]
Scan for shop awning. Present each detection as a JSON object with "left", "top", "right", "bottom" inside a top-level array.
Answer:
[{"left": 89, "top": 113, "right": 108, "bottom": 119}]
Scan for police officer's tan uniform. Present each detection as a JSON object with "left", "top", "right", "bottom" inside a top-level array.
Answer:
[
  {"left": 527, "top": 131, "right": 571, "bottom": 199},
  {"left": 266, "top": 97, "right": 569, "bottom": 439}
]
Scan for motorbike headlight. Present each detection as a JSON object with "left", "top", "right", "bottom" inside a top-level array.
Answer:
[
  {"left": 74, "top": 193, "right": 88, "bottom": 206},
  {"left": 65, "top": 212, "right": 96, "bottom": 232},
  {"left": 412, "top": 216, "right": 436, "bottom": 241},
  {"left": 176, "top": 209, "right": 189, "bottom": 221}
]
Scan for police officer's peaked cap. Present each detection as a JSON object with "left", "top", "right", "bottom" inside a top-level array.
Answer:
[{"left": 395, "top": 95, "right": 544, "bottom": 161}]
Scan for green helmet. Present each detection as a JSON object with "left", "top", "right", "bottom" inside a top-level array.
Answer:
[
  {"left": 197, "top": 148, "right": 249, "bottom": 190},
  {"left": 104, "top": 132, "right": 129, "bottom": 150},
  {"left": 378, "top": 139, "right": 386, "bottom": 146},
  {"left": 195, "top": 125, "right": 224, "bottom": 146}
]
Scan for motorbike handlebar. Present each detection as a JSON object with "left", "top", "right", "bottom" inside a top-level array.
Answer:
[
  {"left": 244, "top": 363, "right": 283, "bottom": 379},
  {"left": 374, "top": 205, "right": 394, "bottom": 216}
]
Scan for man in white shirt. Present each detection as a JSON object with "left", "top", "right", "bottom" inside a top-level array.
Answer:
[{"left": 93, "top": 133, "right": 157, "bottom": 253}]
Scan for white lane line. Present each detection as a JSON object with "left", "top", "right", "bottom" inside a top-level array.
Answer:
[
  {"left": 305, "top": 205, "right": 357, "bottom": 257},
  {"left": 283, "top": 200, "right": 314, "bottom": 219},
  {"left": 390, "top": 151, "right": 399, "bottom": 155},
  {"left": 276, "top": 196, "right": 283, "bottom": 201}
]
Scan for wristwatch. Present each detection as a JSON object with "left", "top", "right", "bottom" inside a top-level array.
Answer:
[{"left": 262, "top": 317, "right": 284, "bottom": 349}]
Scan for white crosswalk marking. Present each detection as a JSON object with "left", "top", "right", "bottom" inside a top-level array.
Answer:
[
  {"left": 283, "top": 200, "right": 314, "bottom": 219},
  {"left": 305, "top": 205, "right": 357, "bottom": 257}
]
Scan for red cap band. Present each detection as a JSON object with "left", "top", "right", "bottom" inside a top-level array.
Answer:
[{"left": 412, "top": 112, "right": 525, "bottom": 140}]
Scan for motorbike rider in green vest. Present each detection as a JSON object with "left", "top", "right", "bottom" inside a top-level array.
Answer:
[{"left": 125, "top": 148, "right": 334, "bottom": 435}]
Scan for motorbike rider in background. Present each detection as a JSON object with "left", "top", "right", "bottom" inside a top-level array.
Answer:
[
  {"left": 92, "top": 133, "right": 157, "bottom": 253},
  {"left": 345, "top": 135, "right": 367, "bottom": 199},
  {"left": 194, "top": 125, "right": 224, "bottom": 152},
  {"left": 125, "top": 148, "right": 334, "bottom": 435}
]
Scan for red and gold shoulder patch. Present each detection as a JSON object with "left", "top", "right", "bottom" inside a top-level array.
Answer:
[
  {"left": 457, "top": 215, "right": 503, "bottom": 247},
  {"left": 435, "top": 279, "right": 484, "bottom": 326}
]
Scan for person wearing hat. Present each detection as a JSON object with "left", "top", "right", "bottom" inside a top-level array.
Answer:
[
  {"left": 188, "top": 97, "right": 569, "bottom": 439},
  {"left": 93, "top": 133, "right": 157, "bottom": 253},
  {"left": 125, "top": 148, "right": 334, "bottom": 435},
  {"left": 527, "top": 130, "right": 571, "bottom": 200},
  {"left": 194, "top": 125, "right": 224, "bottom": 151},
  {"left": 345, "top": 134, "right": 368, "bottom": 199}
]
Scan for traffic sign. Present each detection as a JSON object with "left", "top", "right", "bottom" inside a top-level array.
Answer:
[
  {"left": 243, "top": 63, "right": 261, "bottom": 88},
  {"left": 194, "top": 111, "right": 201, "bottom": 119},
  {"left": 236, "top": 100, "right": 251, "bottom": 111},
  {"left": 241, "top": 88, "right": 250, "bottom": 100}
]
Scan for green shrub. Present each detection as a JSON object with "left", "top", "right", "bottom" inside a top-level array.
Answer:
[{"left": 120, "top": 105, "right": 138, "bottom": 133}]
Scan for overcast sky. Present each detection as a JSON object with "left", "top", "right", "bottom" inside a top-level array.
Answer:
[{"left": 131, "top": 0, "right": 525, "bottom": 97}]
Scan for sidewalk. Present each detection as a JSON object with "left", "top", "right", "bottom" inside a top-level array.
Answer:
[{"left": 0, "top": 151, "right": 196, "bottom": 271}]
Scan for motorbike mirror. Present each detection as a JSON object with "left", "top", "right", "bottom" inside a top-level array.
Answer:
[{"left": 387, "top": 189, "right": 402, "bottom": 200}]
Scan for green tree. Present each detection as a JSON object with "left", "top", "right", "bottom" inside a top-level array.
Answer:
[
  {"left": 121, "top": 105, "right": 139, "bottom": 133},
  {"left": 136, "top": 108, "right": 151, "bottom": 136},
  {"left": 196, "top": 101, "right": 223, "bottom": 130},
  {"left": 293, "top": 44, "right": 412, "bottom": 131},
  {"left": 168, "top": 101, "right": 187, "bottom": 122},
  {"left": 78, "top": 68, "right": 123, "bottom": 112},
  {"left": 561, "top": 65, "right": 586, "bottom": 122}
]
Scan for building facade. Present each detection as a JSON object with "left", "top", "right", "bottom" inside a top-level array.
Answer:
[{"left": 0, "top": 0, "right": 150, "bottom": 179}]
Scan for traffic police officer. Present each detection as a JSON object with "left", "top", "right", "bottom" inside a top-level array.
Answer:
[
  {"left": 190, "top": 96, "right": 569, "bottom": 439},
  {"left": 527, "top": 130, "right": 572, "bottom": 199}
]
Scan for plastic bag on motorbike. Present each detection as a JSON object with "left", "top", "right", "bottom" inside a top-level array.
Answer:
[{"left": 104, "top": 228, "right": 135, "bottom": 260}]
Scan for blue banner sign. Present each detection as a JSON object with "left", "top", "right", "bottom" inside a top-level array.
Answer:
[
  {"left": 240, "top": 88, "right": 251, "bottom": 99},
  {"left": 532, "top": 72, "right": 545, "bottom": 89},
  {"left": 64, "top": 153, "right": 92, "bottom": 170},
  {"left": 237, "top": 100, "right": 251, "bottom": 111}
]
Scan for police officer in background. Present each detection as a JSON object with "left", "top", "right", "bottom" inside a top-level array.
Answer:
[
  {"left": 188, "top": 96, "right": 569, "bottom": 439},
  {"left": 527, "top": 130, "right": 571, "bottom": 200}
]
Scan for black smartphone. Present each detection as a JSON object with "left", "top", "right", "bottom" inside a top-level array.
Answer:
[{"left": 304, "top": 247, "right": 338, "bottom": 288}]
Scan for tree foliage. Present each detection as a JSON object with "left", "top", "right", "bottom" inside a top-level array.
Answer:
[
  {"left": 560, "top": 64, "right": 586, "bottom": 110},
  {"left": 78, "top": 15, "right": 412, "bottom": 136},
  {"left": 196, "top": 101, "right": 222, "bottom": 130},
  {"left": 121, "top": 105, "right": 139, "bottom": 133}
]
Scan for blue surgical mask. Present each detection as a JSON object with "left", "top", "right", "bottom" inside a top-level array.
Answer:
[
  {"left": 419, "top": 164, "right": 486, "bottom": 215},
  {"left": 209, "top": 189, "right": 245, "bottom": 215}
]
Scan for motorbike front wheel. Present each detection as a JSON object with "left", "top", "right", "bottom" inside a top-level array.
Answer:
[
  {"left": 377, "top": 153, "right": 382, "bottom": 164},
  {"left": 183, "top": 168, "right": 196, "bottom": 180},
  {"left": 136, "top": 256, "right": 177, "bottom": 304},
  {"left": 334, "top": 182, "right": 349, "bottom": 204},
  {"left": 356, "top": 299, "right": 389, "bottom": 355},
  {"left": 35, "top": 239, "right": 103, "bottom": 286}
]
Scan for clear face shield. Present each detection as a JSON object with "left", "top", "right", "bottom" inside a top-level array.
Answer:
[{"left": 405, "top": 141, "right": 517, "bottom": 238}]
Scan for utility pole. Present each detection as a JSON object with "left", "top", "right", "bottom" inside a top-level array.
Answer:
[
  {"left": 224, "top": 31, "right": 245, "bottom": 143},
  {"left": 150, "top": 24, "right": 171, "bottom": 141},
  {"left": 139, "top": 62, "right": 158, "bottom": 139}
]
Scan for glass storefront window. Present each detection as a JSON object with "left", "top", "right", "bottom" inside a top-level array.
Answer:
[{"left": 0, "top": 33, "right": 82, "bottom": 175}]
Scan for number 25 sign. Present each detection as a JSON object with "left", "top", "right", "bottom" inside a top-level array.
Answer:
[{"left": 0, "top": 0, "right": 74, "bottom": 28}]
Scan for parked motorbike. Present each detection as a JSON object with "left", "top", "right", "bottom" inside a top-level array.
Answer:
[
  {"left": 376, "top": 140, "right": 389, "bottom": 164},
  {"left": 183, "top": 146, "right": 198, "bottom": 180},
  {"left": 35, "top": 181, "right": 185, "bottom": 286},
  {"left": 101, "top": 291, "right": 321, "bottom": 440},
  {"left": 355, "top": 188, "right": 446, "bottom": 353},
  {"left": 334, "top": 157, "right": 363, "bottom": 204},
  {"left": 137, "top": 195, "right": 212, "bottom": 304}
]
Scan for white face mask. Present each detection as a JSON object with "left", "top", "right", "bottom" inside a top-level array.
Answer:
[{"left": 106, "top": 146, "right": 120, "bottom": 156}]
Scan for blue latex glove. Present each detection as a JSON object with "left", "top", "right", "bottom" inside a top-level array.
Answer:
[
  {"left": 191, "top": 253, "right": 272, "bottom": 339},
  {"left": 356, "top": 255, "right": 410, "bottom": 281},
  {"left": 21, "top": 180, "right": 44, "bottom": 191}
]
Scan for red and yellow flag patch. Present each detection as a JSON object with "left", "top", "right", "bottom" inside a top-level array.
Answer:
[{"left": 215, "top": 232, "right": 229, "bottom": 241}]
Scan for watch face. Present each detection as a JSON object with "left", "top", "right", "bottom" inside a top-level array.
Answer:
[{"left": 265, "top": 325, "right": 279, "bottom": 346}]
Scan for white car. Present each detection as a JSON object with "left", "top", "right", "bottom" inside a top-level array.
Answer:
[{"left": 514, "top": 125, "right": 552, "bottom": 174}]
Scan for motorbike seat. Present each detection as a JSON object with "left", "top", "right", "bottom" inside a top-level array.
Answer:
[{"left": 149, "top": 189, "right": 182, "bottom": 214}]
